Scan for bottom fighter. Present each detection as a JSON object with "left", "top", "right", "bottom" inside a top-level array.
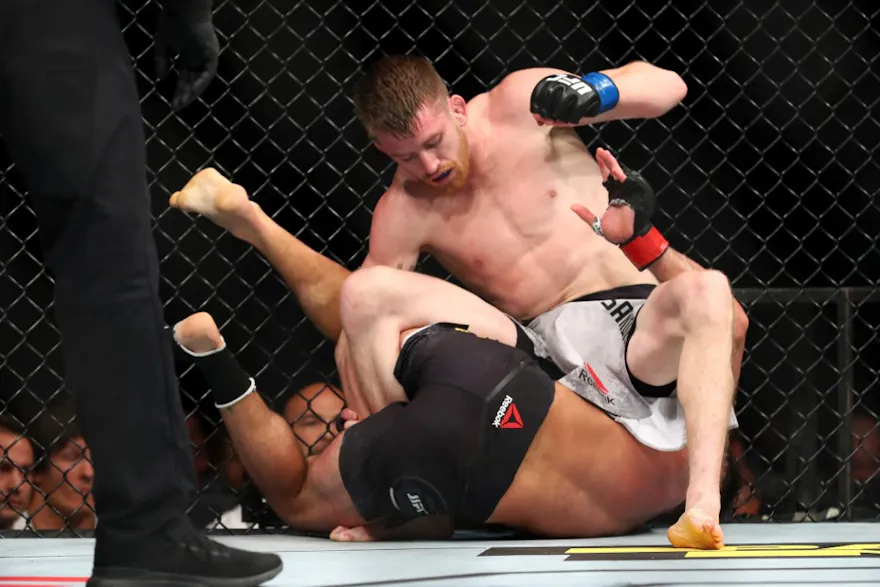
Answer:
[{"left": 170, "top": 265, "right": 728, "bottom": 542}]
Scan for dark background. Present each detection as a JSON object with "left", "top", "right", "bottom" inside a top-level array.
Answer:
[{"left": 1, "top": 0, "right": 879, "bottom": 522}]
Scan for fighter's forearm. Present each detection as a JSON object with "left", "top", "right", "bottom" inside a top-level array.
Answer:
[
  {"left": 219, "top": 393, "right": 309, "bottom": 514},
  {"left": 577, "top": 61, "right": 686, "bottom": 125},
  {"left": 647, "top": 247, "right": 706, "bottom": 283},
  {"left": 247, "top": 208, "right": 352, "bottom": 341}
]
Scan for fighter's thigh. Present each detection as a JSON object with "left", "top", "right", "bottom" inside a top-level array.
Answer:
[
  {"left": 625, "top": 281, "right": 688, "bottom": 387},
  {"left": 339, "top": 266, "right": 518, "bottom": 346},
  {"left": 627, "top": 271, "right": 735, "bottom": 387}
]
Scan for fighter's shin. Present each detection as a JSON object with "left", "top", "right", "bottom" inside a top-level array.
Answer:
[{"left": 170, "top": 327, "right": 255, "bottom": 409}]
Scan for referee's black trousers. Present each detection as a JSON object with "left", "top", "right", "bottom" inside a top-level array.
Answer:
[{"left": 0, "top": 0, "right": 198, "bottom": 561}]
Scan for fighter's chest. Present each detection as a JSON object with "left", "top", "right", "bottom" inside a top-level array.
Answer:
[{"left": 430, "top": 177, "right": 563, "bottom": 248}]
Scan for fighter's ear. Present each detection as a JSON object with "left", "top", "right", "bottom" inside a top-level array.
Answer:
[
  {"left": 449, "top": 95, "right": 467, "bottom": 126},
  {"left": 371, "top": 137, "right": 389, "bottom": 155}
]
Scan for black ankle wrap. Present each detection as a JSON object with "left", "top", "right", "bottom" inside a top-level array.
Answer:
[
  {"left": 194, "top": 347, "right": 254, "bottom": 408},
  {"left": 170, "top": 326, "right": 255, "bottom": 409}
]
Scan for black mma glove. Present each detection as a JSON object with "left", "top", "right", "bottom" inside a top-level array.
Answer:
[
  {"left": 155, "top": 0, "right": 220, "bottom": 111},
  {"left": 530, "top": 72, "right": 619, "bottom": 124},
  {"left": 599, "top": 166, "right": 669, "bottom": 270}
]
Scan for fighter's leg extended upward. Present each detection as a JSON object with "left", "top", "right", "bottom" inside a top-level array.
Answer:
[
  {"left": 573, "top": 151, "right": 747, "bottom": 549},
  {"left": 168, "top": 156, "right": 748, "bottom": 549}
]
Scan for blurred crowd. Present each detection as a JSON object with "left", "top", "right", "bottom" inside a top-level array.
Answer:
[{"left": 0, "top": 376, "right": 345, "bottom": 533}]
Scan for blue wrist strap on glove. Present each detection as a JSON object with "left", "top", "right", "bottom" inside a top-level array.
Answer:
[{"left": 582, "top": 73, "right": 619, "bottom": 114}]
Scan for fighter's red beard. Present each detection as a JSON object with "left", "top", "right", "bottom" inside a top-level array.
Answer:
[{"left": 433, "top": 130, "right": 471, "bottom": 191}]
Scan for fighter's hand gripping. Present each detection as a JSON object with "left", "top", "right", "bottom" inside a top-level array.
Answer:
[{"left": 571, "top": 148, "right": 669, "bottom": 270}]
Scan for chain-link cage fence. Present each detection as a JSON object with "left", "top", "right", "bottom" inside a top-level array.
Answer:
[{"left": 1, "top": 0, "right": 879, "bottom": 536}]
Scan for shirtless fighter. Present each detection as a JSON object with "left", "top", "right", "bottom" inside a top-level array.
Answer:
[
  {"left": 168, "top": 266, "right": 695, "bottom": 543},
  {"left": 168, "top": 58, "right": 748, "bottom": 549}
]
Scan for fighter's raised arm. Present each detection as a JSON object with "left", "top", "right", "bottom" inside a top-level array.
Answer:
[{"left": 485, "top": 61, "right": 687, "bottom": 128}]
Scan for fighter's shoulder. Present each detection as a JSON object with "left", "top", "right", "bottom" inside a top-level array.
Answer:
[
  {"left": 373, "top": 181, "right": 407, "bottom": 225},
  {"left": 484, "top": 67, "right": 570, "bottom": 124},
  {"left": 372, "top": 179, "right": 427, "bottom": 232}
]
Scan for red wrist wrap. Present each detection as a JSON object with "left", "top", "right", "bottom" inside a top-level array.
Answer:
[{"left": 620, "top": 227, "right": 669, "bottom": 271}]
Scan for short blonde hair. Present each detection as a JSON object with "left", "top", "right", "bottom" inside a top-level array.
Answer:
[{"left": 353, "top": 55, "right": 448, "bottom": 138}]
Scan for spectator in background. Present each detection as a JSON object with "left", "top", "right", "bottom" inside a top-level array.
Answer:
[
  {"left": 27, "top": 400, "right": 95, "bottom": 531},
  {"left": 727, "top": 434, "right": 761, "bottom": 517},
  {"left": 0, "top": 414, "right": 35, "bottom": 530},
  {"left": 852, "top": 413, "right": 880, "bottom": 486},
  {"left": 283, "top": 382, "right": 345, "bottom": 456},
  {"left": 185, "top": 411, "right": 213, "bottom": 490}
]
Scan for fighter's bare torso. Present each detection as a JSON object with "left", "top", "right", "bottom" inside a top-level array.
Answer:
[
  {"left": 375, "top": 91, "right": 656, "bottom": 320},
  {"left": 490, "top": 382, "right": 688, "bottom": 537}
]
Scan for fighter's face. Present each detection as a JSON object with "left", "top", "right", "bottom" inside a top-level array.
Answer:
[
  {"left": 0, "top": 429, "right": 34, "bottom": 527},
  {"left": 285, "top": 383, "right": 346, "bottom": 456},
  {"left": 373, "top": 97, "right": 470, "bottom": 190}
]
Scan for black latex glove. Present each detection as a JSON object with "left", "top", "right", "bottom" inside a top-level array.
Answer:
[{"left": 154, "top": 0, "right": 220, "bottom": 111}]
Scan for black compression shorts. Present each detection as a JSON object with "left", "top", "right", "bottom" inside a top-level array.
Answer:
[{"left": 338, "top": 324, "right": 555, "bottom": 526}]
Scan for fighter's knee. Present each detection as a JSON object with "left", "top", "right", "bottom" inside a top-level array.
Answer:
[
  {"left": 732, "top": 300, "right": 749, "bottom": 345},
  {"left": 339, "top": 266, "right": 395, "bottom": 328},
  {"left": 676, "top": 270, "right": 734, "bottom": 329}
]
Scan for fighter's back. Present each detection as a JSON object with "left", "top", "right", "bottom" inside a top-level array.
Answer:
[
  {"left": 489, "top": 381, "right": 689, "bottom": 538},
  {"left": 394, "top": 93, "right": 656, "bottom": 320}
]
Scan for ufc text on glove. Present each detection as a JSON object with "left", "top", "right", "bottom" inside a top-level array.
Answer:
[{"left": 530, "top": 73, "right": 620, "bottom": 124}]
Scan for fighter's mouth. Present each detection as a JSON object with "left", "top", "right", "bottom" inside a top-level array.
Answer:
[{"left": 432, "top": 169, "right": 452, "bottom": 183}]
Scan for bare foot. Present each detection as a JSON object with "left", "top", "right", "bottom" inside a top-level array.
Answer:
[
  {"left": 169, "top": 168, "right": 260, "bottom": 242},
  {"left": 173, "top": 312, "right": 224, "bottom": 354},
  {"left": 667, "top": 509, "right": 725, "bottom": 550}
]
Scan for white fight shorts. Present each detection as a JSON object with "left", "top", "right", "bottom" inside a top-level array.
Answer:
[{"left": 516, "top": 284, "right": 739, "bottom": 452}]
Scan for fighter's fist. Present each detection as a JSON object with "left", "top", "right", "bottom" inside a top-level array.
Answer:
[
  {"left": 530, "top": 72, "right": 619, "bottom": 126},
  {"left": 571, "top": 149, "right": 637, "bottom": 244},
  {"left": 169, "top": 168, "right": 258, "bottom": 242}
]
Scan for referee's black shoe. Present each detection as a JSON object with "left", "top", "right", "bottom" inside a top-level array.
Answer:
[{"left": 87, "top": 530, "right": 283, "bottom": 587}]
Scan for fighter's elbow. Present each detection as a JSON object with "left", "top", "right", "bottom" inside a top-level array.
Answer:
[
  {"left": 665, "top": 71, "right": 688, "bottom": 107},
  {"left": 647, "top": 69, "right": 687, "bottom": 117},
  {"left": 277, "top": 499, "right": 337, "bottom": 534},
  {"left": 625, "top": 61, "right": 688, "bottom": 117}
]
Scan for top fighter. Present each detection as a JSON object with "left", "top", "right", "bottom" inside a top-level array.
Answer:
[{"left": 169, "top": 57, "right": 749, "bottom": 550}]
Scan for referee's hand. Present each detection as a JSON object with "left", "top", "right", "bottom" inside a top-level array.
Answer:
[{"left": 154, "top": 1, "right": 220, "bottom": 111}]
